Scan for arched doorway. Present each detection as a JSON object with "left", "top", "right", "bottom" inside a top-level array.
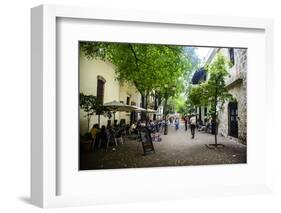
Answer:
[{"left": 228, "top": 101, "right": 238, "bottom": 138}]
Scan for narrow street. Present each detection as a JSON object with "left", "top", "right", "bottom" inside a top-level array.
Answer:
[{"left": 80, "top": 122, "right": 247, "bottom": 170}]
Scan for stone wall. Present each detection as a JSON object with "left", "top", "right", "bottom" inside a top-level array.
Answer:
[{"left": 218, "top": 48, "right": 247, "bottom": 144}]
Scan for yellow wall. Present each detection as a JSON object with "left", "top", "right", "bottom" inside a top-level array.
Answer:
[
  {"left": 119, "top": 83, "right": 141, "bottom": 124},
  {"left": 79, "top": 52, "right": 120, "bottom": 134},
  {"left": 79, "top": 51, "right": 141, "bottom": 134}
]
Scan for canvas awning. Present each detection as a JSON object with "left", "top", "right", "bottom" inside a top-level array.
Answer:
[
  {"left": 132, "top": 106, "right": 157, "bottom": 113},
  {"left": 103, "top": 100, "right": 136, "bottom": 122},
  {"left": 103, "top": 100, "right": 136, "bottom": 112},
  {"left": 191, "top": 67, "right": 207, "bottom": 84}
]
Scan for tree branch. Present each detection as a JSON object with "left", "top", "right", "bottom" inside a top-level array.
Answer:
[{"left": 128, "top": 44, "right": 140, "bottom": 71}]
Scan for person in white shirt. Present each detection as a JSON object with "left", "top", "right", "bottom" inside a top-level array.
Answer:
[{"left": 190, "top": 114, "right": 197, "bottom": 139}]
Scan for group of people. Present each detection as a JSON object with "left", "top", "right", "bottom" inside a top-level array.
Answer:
[
  {"left": 89, "top": 119, "right": 165, "bottom": 151},
  {"left": 89, "top": 114, "right": 216, "bottom": 151},
  {"left": 89, "top": 121, "right": 126, "bottom": 151},
  {"left": 182, "top": 114, "right": 216, "bottom": 139},
  {"left": 130, "top": 119, "right": 164, "bottom": 134}
]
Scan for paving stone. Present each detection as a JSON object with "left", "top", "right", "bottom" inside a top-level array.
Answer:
[{"left": 79, "top": 123, "right": 246, "bottom": 170}]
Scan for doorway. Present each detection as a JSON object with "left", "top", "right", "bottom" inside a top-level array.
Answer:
[{"left": 228, "top": 102, "right": 238, "bottom": 138}]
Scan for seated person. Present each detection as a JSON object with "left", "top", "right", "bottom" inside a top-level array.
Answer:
[
  {"left": 140, "top": 120, "right": 146, "bottom": 127},
  {"left": 197, "top": 119, "right": 203, "bottom": 128},
  {"left": 198, "top": 124, "right": 207, "bottom": 131},
  {"left": 99, "top": 125, "right": 108, "bottom": 148},
  {"left": 197, "top": 119, "right": 206, "bottom": 131},
  {"left": 90, "top": 124, "right": 100, "bottom": 151},
  {"left": 129, "top": 122, "right": 137, "bottom": 134},
  {"left": 90, "top": 124, "right": 99, "bottom": 139},
  {"left": 148, "top": 120, "right": 156, "bottom": 132}
]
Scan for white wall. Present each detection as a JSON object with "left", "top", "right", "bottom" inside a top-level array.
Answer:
[
  {"left": 1, "top": 0, "right": 281, "bottom": 213},
  {"left": 79, "top": 52, "right": 120, "bottom": 133}
]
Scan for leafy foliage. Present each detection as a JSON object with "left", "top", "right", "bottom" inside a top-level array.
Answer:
[
  {"left": 204, "top": 53, "right": 233, "bottom": 110},
  {"left": 189, "top": 53, "right": 232, "bottom": 109},
  {"left": 188, "top": 53, "right": 233, "bottom": 145},
  {"left": 79, "top": 93, "right": 111, "bottom": 130},
  {"left": 184, "top": 47, "right": 201, "bottom": 70},
  {"left": 167, "top": 95, "right": 188, "bottom": 115},
  {"left": 80, "top": 42, "right": 193, "bottom": 101}
]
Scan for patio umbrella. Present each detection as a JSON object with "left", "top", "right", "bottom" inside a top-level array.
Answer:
[
  {"left": 103, "top": 100, "right": 136, "bottom": 122},
  {"left": 131, "top": 106, "right": 157, "bottom": 113},
  {"left": 145, "top": 108, "right": 157, "bottom": 113},
  {"left": 132, "top": 106, "right": 146, "bottom": 112}
]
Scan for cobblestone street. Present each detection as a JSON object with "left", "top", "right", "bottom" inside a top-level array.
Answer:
[{"left": 80, "top": 123, "right": 247, "bottom": 170}]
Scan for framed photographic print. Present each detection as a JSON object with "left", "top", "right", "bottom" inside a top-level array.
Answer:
[{"left": 31, "top": 4, "right": 274, "bottom": 208}]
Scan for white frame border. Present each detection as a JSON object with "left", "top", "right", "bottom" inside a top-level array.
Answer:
[{"left": 31, "top": 4, "right": 274, "bottom": 208}]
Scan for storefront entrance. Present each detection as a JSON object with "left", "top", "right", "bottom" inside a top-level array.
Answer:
[{"left": 228, "top": 102, "right": 238, "bottom": 138}]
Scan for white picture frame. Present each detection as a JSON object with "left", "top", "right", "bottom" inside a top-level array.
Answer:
[{"left": 31, "top": 4, "right": 274, "bottom": 208}]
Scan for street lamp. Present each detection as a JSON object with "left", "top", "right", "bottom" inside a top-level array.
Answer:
[{"left": 164, "top": 84, "right": 176, "bottom": 135}]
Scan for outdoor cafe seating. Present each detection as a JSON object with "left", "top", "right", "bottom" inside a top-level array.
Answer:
[
  {"left": 94, "top": 125, "right": 126, "bottom": 152},
  {"left": 87, "top": 100, "right": 161, "bottom": 154}
]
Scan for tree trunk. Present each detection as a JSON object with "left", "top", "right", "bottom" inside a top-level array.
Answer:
[
  {"left": 153, "top": 94, "right": 158, "bottom": 120},
  {"left": 164, "top": 93, "right": 168, "bottom": 135},
  {"left": 214, "top": 84, "right": 218, "bottom": 146},
  {"left": 214, "top": 116, "right": 218, "bottom": 146},
  {"left": 98, "top": 114, "right": 101, "bottom": 128},
  {"left": 141, "top": 94, "right": 145, "bottom": 120},
  {"left": 145, "top": 94, "right": 148, "bottom": 109},
  {"left": 87, "top": 113, "right": 90, "bottom": 132},
  {"left": 145, "top": 92, "right": 149, "bottom": 124}
]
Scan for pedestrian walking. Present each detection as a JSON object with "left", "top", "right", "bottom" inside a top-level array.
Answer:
[
  {"left": 184, "top": 116, "right": 188, "bottom": 131},
  {"left": 190, "top": 114, "right": 196, "bottom": 139},
  {"left": 175, "top": 118, "right": 179, "bottom": 130}
]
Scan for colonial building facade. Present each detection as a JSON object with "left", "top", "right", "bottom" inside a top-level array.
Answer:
[
  {"left": 79, "top": 50, "right": 142, "bottom": 135},
  {"left": 217, "top": 48, "right": 247, "bottom": 144},
  {"left": 192, "top": 48, "right": 247, "bottom": 144}
]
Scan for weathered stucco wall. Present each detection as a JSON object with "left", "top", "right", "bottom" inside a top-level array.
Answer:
[
  {"left": 218, "top": 48, "right": 247, "bottom": 144},
  {"left": 119, "top": 83, "right": 141, "bottom": 124},
  {"left": 79, "top": 51, "right": 142, "bottom": 134},
  {"left": 79, "top": 52, "right": 120, "bottom": 134}
]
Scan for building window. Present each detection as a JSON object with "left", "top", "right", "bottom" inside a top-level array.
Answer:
[
  {"left": 228, "top": 101, "right": 238, "bottom": 138},
  {"left": 229, "top": 48, "right": 235, "bottom": 65},
  {"left": 97, "top": 76, "right": 106, "bottom": 104},
  {"left": 126, "top": 96, "right": 130, "bottom": 105}
]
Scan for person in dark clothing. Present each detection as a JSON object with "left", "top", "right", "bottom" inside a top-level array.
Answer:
[
  {"left": 184, "top": 116, "right": 188, "bottom": 131},
  {"left": 190, "top": 115, "right": 196, "bottom": 139},
  {"left": 175, "top": 118, "right": 179, "bottom": 130},
  {"left": 99, "top": 125, "right": 108, "bottom": 149}
]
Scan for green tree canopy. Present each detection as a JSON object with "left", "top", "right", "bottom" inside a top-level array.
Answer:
[
  {"left": 189, "top": 53, "right": 233, "bottom": 110},
  {"left": 188, "top": 53, "right": 233, "bottom": 145},
  {"left": 168, "top": 95, "right": 187, "bottom": 115},
  {"left": 80, "top": 42, "right": 192, "bottom": 99}
]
